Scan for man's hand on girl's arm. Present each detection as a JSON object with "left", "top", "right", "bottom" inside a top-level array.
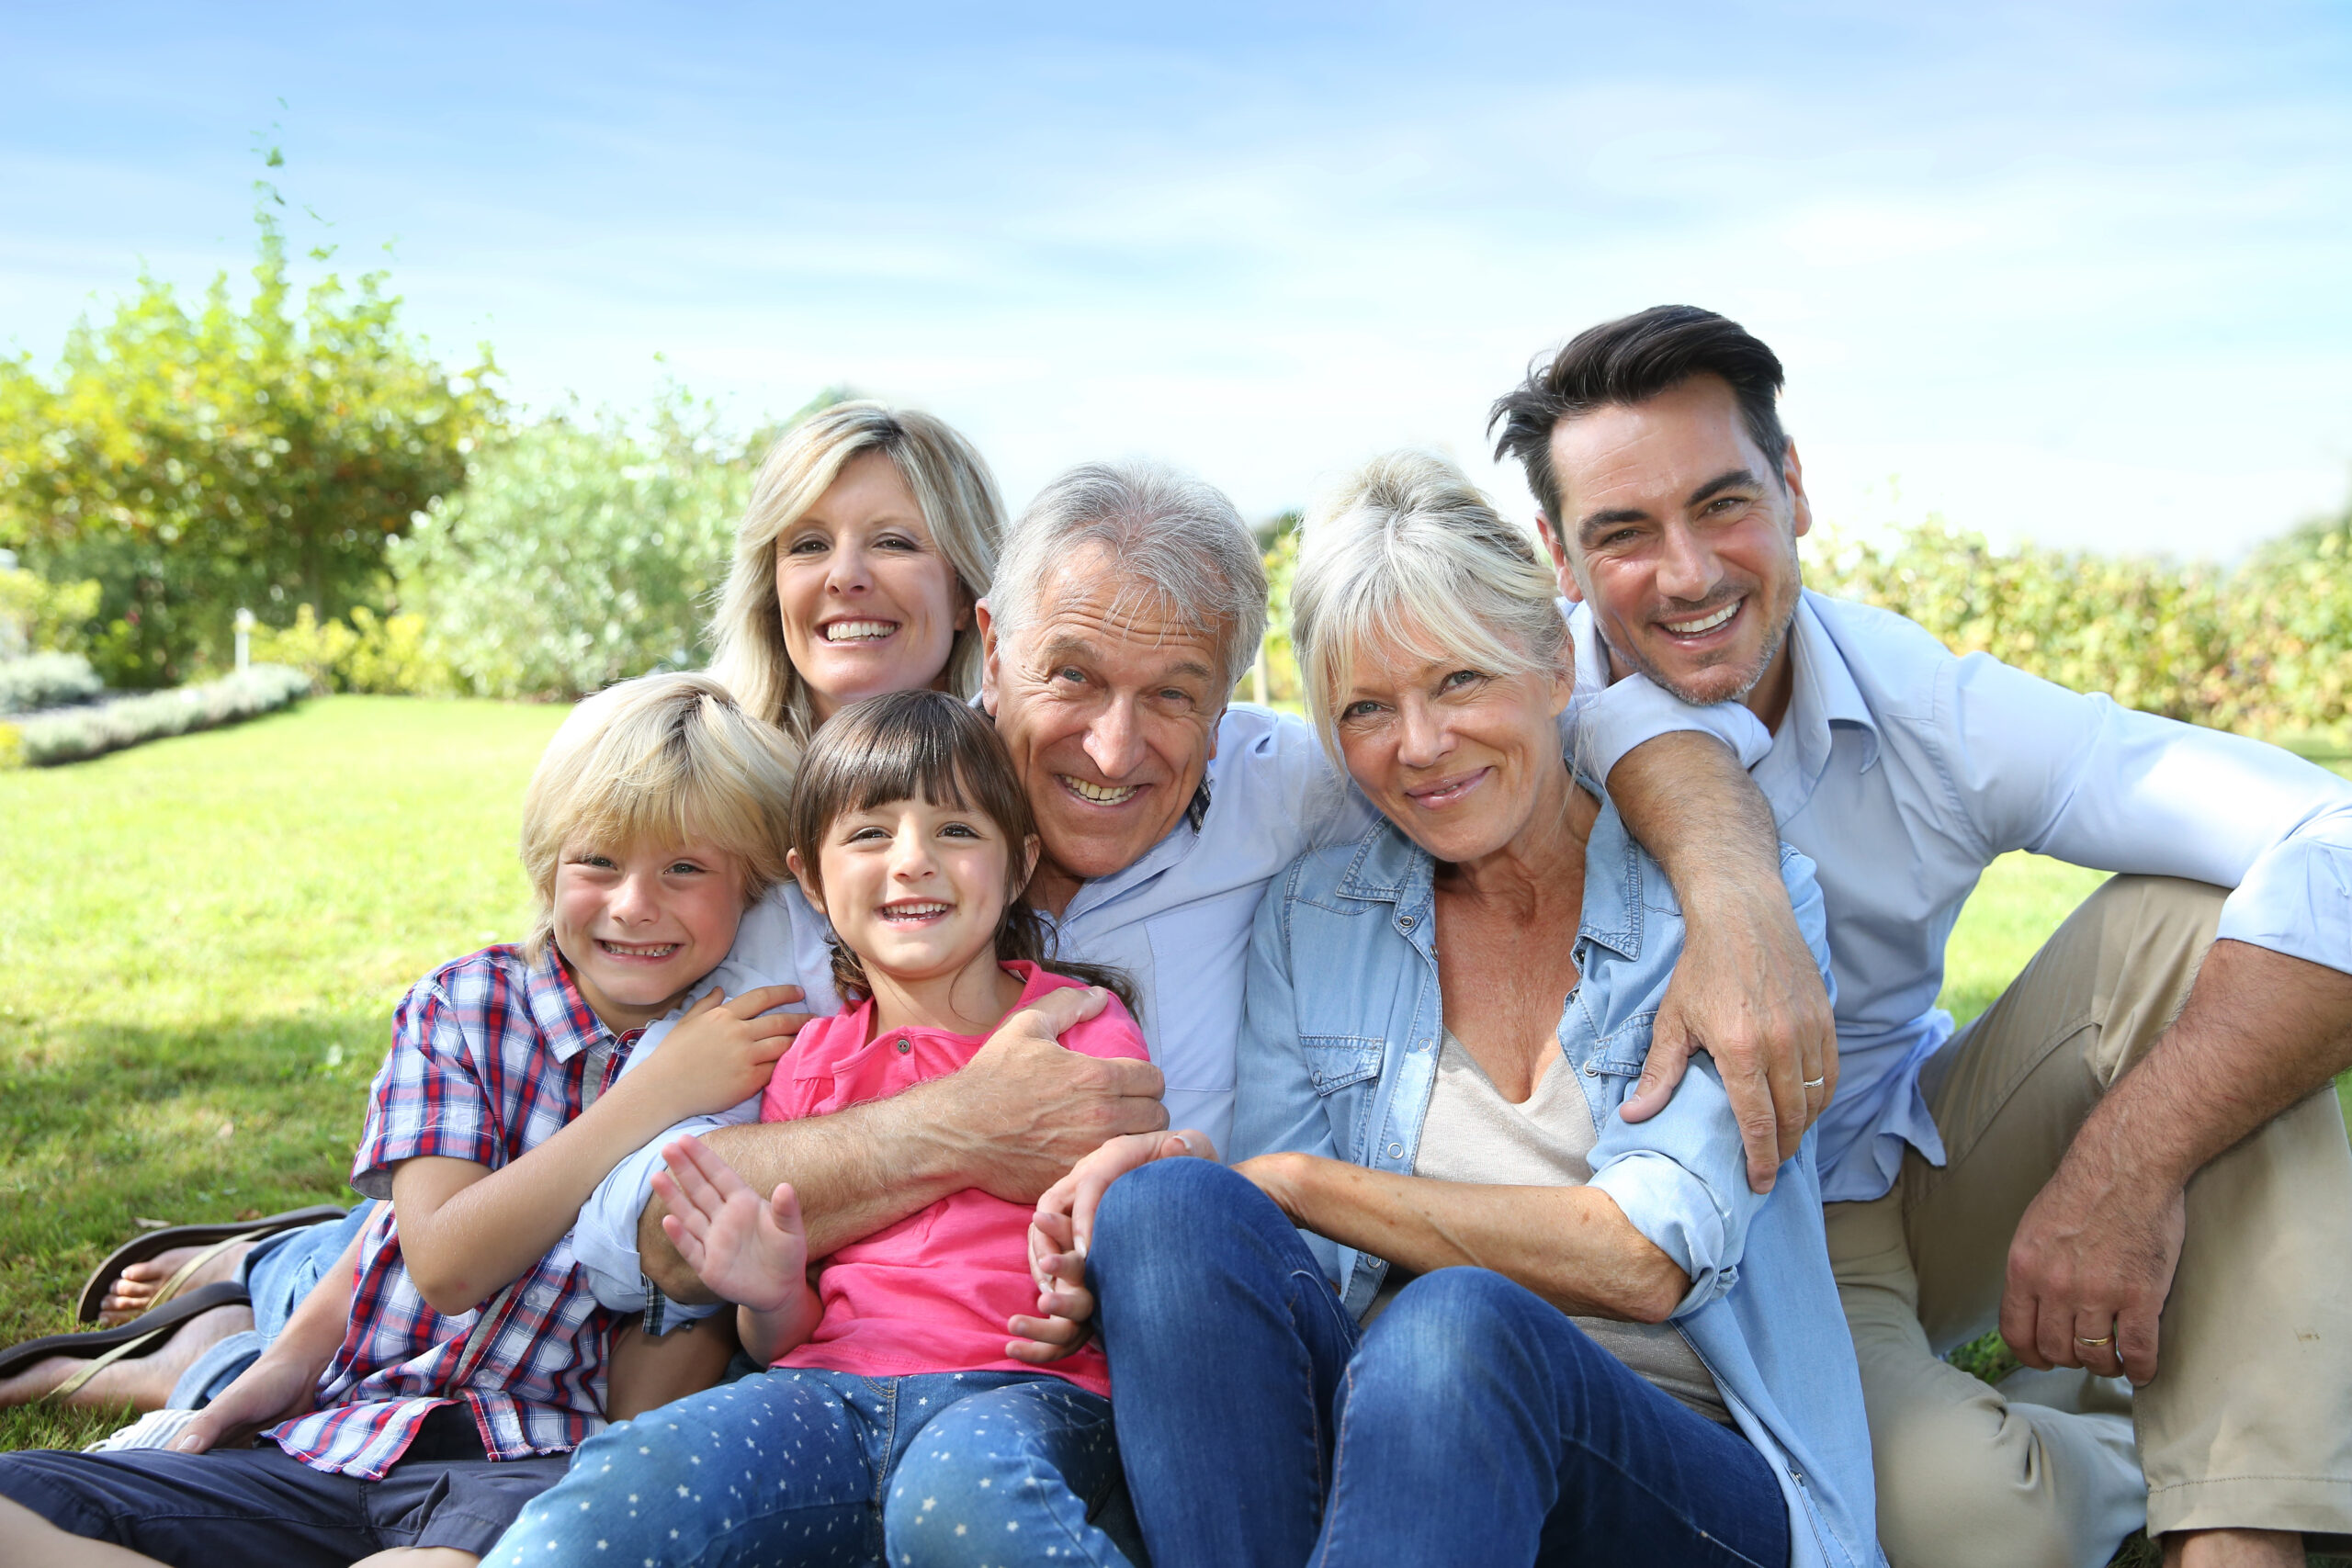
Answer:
[
  {"left": 174, "top": 1230, "right": 366, "bottom": 1453},
  {"left": 639, "top": 984, "right": 1167, "bottom": 1301}
]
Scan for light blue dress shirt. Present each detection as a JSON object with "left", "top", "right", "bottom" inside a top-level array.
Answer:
[
  {"left": 1572, "top": 590, "right": 2352, "bottom": 1202},
  {"left": 570, "top": 703, "right": 1364, "bottom": 1309},
  {"left": 1230, "top": 802, "right": 1883, "bottom": 1568}
]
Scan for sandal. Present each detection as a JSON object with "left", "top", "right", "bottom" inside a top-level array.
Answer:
[
  {"left": 0, "top": 1280, "right": 253, "bottom": 1399},
  {"left": 74, "top": 1204, "right": 346, "bottom": 1324}
]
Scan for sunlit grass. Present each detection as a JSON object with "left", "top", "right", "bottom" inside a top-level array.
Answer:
[{"left": 0, "top": 695, "right": 563, "bottom": 1450}]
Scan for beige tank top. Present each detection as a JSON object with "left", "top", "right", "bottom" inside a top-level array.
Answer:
[{"left": 1374, "top": 1029, "right": 1729, "bottom": 1426}]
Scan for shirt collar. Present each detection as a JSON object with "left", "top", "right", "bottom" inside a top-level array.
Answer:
[
  {"left": 1772, "top": 591, "right": 1882, "bottom": 781},
  {"left": 526, "top": 942, "right": 620, "bottom": 1063},
  {"left": 1330, "top": 796, "right": 1650, "bottom": 963}
]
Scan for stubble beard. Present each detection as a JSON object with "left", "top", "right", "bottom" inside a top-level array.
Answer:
[{"left": 1585, "top": 572, "right": 1803, "bottom": 713}]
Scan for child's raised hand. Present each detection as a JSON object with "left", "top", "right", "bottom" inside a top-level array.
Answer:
[
  {"left": 637, "top": 985, "right": 809, "bottom": 1119},
  {"left": 652, "top": 1134, "right": 809, "bottom": 1314}
]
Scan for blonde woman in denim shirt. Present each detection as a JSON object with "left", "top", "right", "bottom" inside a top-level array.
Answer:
[{"left": 1027, "top": 452, "right": 1883, "bottom": 1568}]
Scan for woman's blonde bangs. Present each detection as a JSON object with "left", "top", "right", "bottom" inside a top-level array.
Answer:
[{"left": 1295, "top": 451, "right": 1569, "bottom": 765}]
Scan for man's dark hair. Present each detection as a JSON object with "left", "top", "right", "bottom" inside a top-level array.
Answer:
[{"left": 1487, "top": 305, "right": 1788, "bottom": 536}]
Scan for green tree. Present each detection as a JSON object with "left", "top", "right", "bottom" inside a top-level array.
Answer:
[
  {"left": 0, "top": 163, "right": 501, "bottom": 686},
  {"left": 389, "top": 392, "right": 759, "bottom": 700}
]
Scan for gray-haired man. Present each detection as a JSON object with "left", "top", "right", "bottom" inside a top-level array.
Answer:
[{"left": 571, "top": 457, "right": 1829, "bottom": 1331}]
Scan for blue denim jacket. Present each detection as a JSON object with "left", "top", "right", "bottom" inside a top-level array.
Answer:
[{"left": 1231, "top": 800, "right": 1885, "bottom": 1568}]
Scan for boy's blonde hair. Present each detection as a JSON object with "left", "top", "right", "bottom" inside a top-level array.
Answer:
[
  {"left": 520, "top": 671, "right": 797, "bottom": 955},
  {"left": 707, "top": 401, "right": 1004, "bottom": 765}
]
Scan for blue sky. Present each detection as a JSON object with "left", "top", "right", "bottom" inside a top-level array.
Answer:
[{"left": 6, "top": 2, "right": 2349, "bottom": 557}]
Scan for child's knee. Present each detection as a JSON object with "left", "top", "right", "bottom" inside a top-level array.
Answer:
[{"left": 885, "top": 1398, "right": 1114, "bottom": 1567}]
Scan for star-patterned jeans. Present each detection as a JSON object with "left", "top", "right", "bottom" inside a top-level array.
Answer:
[{"left": 478, "top": 1366, "right": 1139, "bottom": 1568}]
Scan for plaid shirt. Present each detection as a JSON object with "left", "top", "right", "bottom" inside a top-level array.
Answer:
[{"left": 269, "top": 942, "right": 635, "bottom": 1479}]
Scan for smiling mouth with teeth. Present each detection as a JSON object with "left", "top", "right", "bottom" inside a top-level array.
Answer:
[
  {"left": 1059, "top": 774, "right": 1143, "bottom": 806},
  {"left": 878, "top": 900, "right": 953, "bottom": 921},
  {"left": 823, "top": 619, "right": 899, "bottom": 642},
  {"left": 1662, "top": 599, "right": 1741, "bottom": 636},
  {"left": 597, "top": 939, "right": 680, "bottom": 959}
]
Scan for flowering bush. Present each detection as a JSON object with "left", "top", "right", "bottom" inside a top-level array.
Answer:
[
  {"left": 0, "top": 651, "right": 104, "bottom": 715},
  {"left": 12, "top": 664, "right": 311, "bottom": 766}
]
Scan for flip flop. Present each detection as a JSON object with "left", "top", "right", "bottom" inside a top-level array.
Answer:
[
  {"left": 74, "top": 1204, "right": 346, "bottom": 1325},
  {"left": 0, "top": 1280, "right": 252, "bottom": 1397}
]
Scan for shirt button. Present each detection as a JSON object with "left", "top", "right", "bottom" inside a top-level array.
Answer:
[
  {"left": 1386, "top": 1142, "right": 1404, "bottom": 1158},
  {"left": 1397, "top": 916, "right": 1414, "bottom": 931},
  {"left": 895, "top": 1037, "right": 911, "bottom": 1054}
]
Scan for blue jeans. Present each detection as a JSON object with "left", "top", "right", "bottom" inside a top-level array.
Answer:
[
  {"left": 1090, "top": 1158, "right": 1791, "bottom": 1568},
  {"left": 168, "top": 1203, "right": 377, "bottom": 1410},
  {"left": 477, "top": 1366, "right": 1139, "bottom": 1567}
]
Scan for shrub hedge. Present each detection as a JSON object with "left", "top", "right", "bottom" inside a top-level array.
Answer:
[
  {"left": 7, "top": 664, "right": 312, "bottom": 767},
  {"left": 1808, "top": 515, "right": 2352, "bottom": 740},
  {"left": 248, "top": 604, "right": 446, "bottom": 696},
  {"left": 0, "top": 652, "right": 103, "bottom": 716}
]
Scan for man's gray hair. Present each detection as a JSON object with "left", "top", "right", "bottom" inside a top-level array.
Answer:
[{"left": 989, "top": 460, "right": 1268, "bottom": 693}]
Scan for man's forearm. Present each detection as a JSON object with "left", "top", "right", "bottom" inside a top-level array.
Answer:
[
  {"left": 2074, "top": 938, "right": 2352, "bottom": 1190},
  {"left": 636, "top": 1085, "right": 977, "bottom": 1303},
  {"left": 1606, "top": 729, "right": 1781, "bottom": 894}
]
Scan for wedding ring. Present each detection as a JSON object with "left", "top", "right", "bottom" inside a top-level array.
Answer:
[
  {"left": 1803, "top": 1077, "right": 1826, "bottom": 1089},
  {"left": 2075, "top": 1334, "right": 2113, "bottom": 1348}
]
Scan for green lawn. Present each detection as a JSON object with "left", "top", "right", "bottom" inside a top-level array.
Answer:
[
  {"left": 0, "top": 696, "right": 564, "bottom": 1448},
  {"left": 1, "top": 697, "right": 2346, "bottom": 1562}
]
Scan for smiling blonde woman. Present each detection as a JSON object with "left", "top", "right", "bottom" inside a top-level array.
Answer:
[{"left": 708, "top": 400, "right": 1005, "bottom": 761}]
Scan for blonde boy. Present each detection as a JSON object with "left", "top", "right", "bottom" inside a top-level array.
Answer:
[{"left": 0, "top": 672, "right": 804, "bottom": 1568}]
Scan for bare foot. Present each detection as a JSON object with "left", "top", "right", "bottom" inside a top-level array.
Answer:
[
  {"left": 97, "top": 1242, "right": 254, "bottom": 1326},
  {"left": 0, "top": 1303, "right": 254, "bottom": 1412},
  {"left": 2161, "top": 1527, "right": 2306, "bottom": 1567}
]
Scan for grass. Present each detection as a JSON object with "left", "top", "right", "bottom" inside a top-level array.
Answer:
[
  {"left": 0, "top": 697, "right": 2346, "bottom": 1562},
  {"left": 0, "top": 695, "right": 563, "bottom": 1450}
]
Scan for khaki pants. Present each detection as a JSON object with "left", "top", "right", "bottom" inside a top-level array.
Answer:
[{"left": 1827, "top": 875, "right": 2352, "bottom": 1568}]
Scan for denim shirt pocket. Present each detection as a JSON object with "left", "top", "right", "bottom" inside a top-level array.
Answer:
[
  {"left": 1584, "top": 1010, "right": 1657, "bottom": 1084},
  {"left": 1299, "top": 1034, "right": 1385, "bottom": 1159},
  {"left": 1300, "top": 1034, "right": 1384, "bottom": 1093}
]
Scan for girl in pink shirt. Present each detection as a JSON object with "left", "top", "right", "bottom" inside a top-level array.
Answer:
[{"left": 617, "top": 689, "right": 1150, "bottom": 1567}]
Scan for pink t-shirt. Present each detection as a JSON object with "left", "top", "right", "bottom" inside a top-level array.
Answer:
[{"left": 757, "top": 960, "right": 1148, "bottom": 1398}]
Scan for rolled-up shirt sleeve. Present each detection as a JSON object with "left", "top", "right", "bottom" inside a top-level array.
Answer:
[
  {"left": 1588, "top": 1145, "right": 1737, "bottom": 1315},
  {"left": 1587, "top": 845, "right": 1836, "bottom": 1317}
]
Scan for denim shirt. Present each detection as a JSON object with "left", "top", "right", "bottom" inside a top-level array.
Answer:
[{"left": 1231, "top": 801, "right": 1885, "bottom": 1568}]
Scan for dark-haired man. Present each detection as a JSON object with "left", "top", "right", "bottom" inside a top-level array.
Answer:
[{"left": 1492, "top": 306, "right": 2352, "bottom": 1568}]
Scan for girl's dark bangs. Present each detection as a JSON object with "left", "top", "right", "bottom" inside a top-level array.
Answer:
[{"left": 843, "top": 714, "right": 974, "bottom": 816}]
